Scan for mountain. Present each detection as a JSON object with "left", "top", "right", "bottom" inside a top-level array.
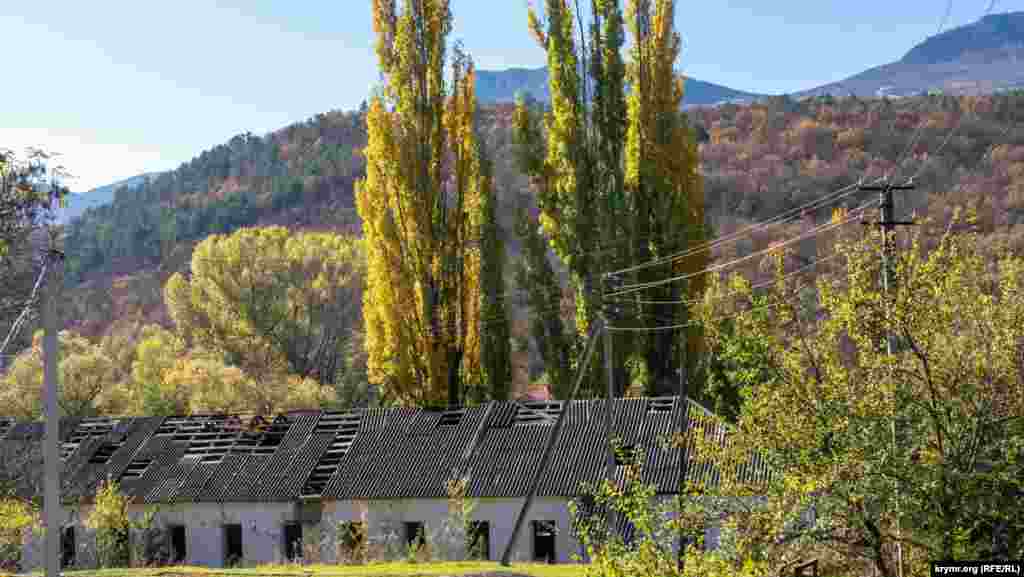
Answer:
[
  {"left": 475, "top": 66, "right": 767, "bottom": 106},
  {"left": 796, "top": 11, "right": 1024, "bottom": 98},
  {"left": 57, "top": 173, "right": 158, "bottom": 224}
]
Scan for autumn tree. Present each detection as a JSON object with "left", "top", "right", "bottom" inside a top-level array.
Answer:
[
  {"left": 513, "top": 0, "right": 707, "bottom": 398},
  {"left": 356, "top": 0, "right": 489, "bottom": 406},
  {"left": 163, "top": 226, "right": 364, "bottom": 401},
  {"left": 0, "top": 329, "right": 130, "bottom": 419},
  {"left": 689, "top": 212, "right": 1024, "bottom": 576}
]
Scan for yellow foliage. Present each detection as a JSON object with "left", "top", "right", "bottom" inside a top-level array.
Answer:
[
  {"left": 0, "top": 329, "right": 127, "bottom": 419},
  {"left": 358, "top": 1, "right": 484, "bottom": 405}
]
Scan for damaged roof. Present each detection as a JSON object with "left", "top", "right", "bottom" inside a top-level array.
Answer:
[{"left": 0, "top": 396, "right": 772, "bottom": 505}]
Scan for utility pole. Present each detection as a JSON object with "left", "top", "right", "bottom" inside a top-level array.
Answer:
[
  {"left": 859, "top": 180, "right": 915, "bottom": 577},
  {"left": 499, "top": 319, "right": 604, "bottom": 566},
  {"left": 602, "top": 273, "right": 621, "bottom": 542},
  {"left": 677, "top": 361, "right": 689, "bottom": 572},
  {"left": 602, "top": 274, "right": 619, "bottom": 482},
  {"left": 42, "top": 237, "right": 64, "bottom": 577}
]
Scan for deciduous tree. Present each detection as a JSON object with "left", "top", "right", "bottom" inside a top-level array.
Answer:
[
  {"left": 356, "top": 0, "right": 486, "bottom": 405},
  {"left": 690, "top": 212, "right": 1024, "bottom": 575}
]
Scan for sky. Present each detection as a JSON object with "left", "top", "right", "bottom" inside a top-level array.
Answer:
[{"left": 2, "top": 0, "right": 1022, "bottom": 192}]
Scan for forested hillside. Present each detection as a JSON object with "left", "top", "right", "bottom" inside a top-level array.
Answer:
[{"left": 4, "top": 90, "right": 1023, "bottom": 411}]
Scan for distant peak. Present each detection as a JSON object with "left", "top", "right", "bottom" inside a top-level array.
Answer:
[{"left": 900, "top": 10, "right": 1024, "bottom": 65}]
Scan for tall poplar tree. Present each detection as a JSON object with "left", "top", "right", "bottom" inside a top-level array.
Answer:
[
  {"left": 478, "top": 148, "right": 512, "bottom": 402},
  {"left": 356, "top": 0, "right": 486, "bottom": 406},
  {"left": 513, "top": 0, "right": 707, "bottom": 397}
]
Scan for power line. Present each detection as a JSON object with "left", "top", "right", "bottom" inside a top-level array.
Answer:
[
  {"left": 607, "top": 199, "right": 878, "bottom": 298},
  {"left": 606, "top": 177, "right": 879, "bottom": 278}
]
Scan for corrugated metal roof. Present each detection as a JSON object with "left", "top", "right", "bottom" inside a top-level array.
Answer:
[{"left": 0, "top": 396, "right": 773, "bottom": 505}]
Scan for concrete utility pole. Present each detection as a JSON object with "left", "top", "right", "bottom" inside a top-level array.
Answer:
[
  {"left": 499, "top": 319, "right": 604, "bottom": 566},
  {"left": 602, "top": 274, "right": 620, "bottom": 487},
  {"left": 42, "top": 239, "right": 64, "bottom": 577},
  {"left": 859, "top": 180, "right": 915, "bottom": 577}
]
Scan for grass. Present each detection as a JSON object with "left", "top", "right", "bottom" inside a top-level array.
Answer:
[{"left": 7, "top": 561, "right": 588, "bottom": 577}]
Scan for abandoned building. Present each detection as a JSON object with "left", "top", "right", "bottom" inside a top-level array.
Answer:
[{"left": 1, "top": 396, "right": 772, "bottom": 569}]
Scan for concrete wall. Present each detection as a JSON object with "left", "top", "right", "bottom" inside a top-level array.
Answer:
[
  {"left": 322, "top": 496, "right": 724, "bottom": 564},
  {"left": 21, "top": 505, "right": 96, "bottom": 571},
  {"left": 19, "top": 497, "right": 726, "bottom": 570},
  {"left": 129, "top": 502, "right": 300, "bottom": 567},
  {"left": 324, "top": 496, "right": 583, "bottom": 563},
  {"left": 21, "top": 502, "right": 306, "bottom": 569}
]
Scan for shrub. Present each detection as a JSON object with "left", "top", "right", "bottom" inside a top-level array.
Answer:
[{"left": 0, "top": 497, "right": 37, "bottom": 571}]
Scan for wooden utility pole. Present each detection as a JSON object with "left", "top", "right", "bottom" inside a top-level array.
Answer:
[
  {"left": 499, "top": 318, "right": 604, "bottom": 566},
  {"left": 42, "top": 238, "right": 63, "bottom": 577},
  {"left": 860, "top": 180, "right": 915, "bottom": 577}
]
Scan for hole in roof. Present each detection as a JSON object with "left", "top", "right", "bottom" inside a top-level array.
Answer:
[
  {"left": 121, "top": 457, "right": 154, "bottom": 480},
  {"left": 614, "top": 445, "right": 641, "bottom": 466},
  {"left": 647, "top": 398, "right": 674, "bottom": 413},
  {"left": 438, "top": 409, "right": 465, "bottom": 428},
  {"left": 62, "top": 418, "right": 120, "bottom": 461},
  {"left": 513, "top": 401, "right": 561, "bottom": 425}
]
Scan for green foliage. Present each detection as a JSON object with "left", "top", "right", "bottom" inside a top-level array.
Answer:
[
  {"left": 514, "top": 203, "right": 572, "bottom": 398},
  {"left": 0, "top": 147, "right": 68, "bottom": 258},
  {"left": 515, "top": 0, "right": 708, "bottom": 399},
  {"left": 691, "top": 212, "right": 1024, "bottom": 576},
  {"left": 84, "top": 479, "right": 132, "bottom": 568},
  {"left": 0, "top": 329, "right": 131, "bottom": 419},
  {"left": 479, "top": 149, "right": 512, "bottom": 402},
  {"left": 0, "top": 497, "right": 37, "bottom": 571},
  {"left": 163, "top": 226, "right": 363, "bottom": 410}
]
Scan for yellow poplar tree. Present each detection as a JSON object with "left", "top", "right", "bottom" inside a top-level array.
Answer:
[
  {"left": 623, "top": 0, "right": 708, "bottom": 394},
  {"left": 357, "top": 0, "right": 485, "bottom": 406}
]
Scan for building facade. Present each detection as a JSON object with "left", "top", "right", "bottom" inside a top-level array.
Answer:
[{"left": 2, "top": 397, "right": 769, "bottom": 569}]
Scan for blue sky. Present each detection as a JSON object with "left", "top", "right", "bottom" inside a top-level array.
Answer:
[{"left": 2, "top": 0, "right": 1021, "bottom": 192}]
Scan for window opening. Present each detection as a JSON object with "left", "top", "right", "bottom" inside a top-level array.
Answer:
[
  {"left": 61, "top": 525, "right": 76, "bottom": 569},
  {"left": 468, "top": 521, "right": 490, "bottom": 560},
  {"left": 532, "top": 520, "right": 556, "bottom": 563},
  {"left": 283, "top": 522, "right": 303, "bottom": 562},
  {"left": 224, "top": 524, "right": 243, "bottom": 567},
  {"left": 0, "top": 417, "right": 13, "bottom": 440},
  {"left": 170, "top": 525, "right": 187, "bottom": 563},
  {"left": 404, "top": 521, "right": 425, "bottom": 549}
]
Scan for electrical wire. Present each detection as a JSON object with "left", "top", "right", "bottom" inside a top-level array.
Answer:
[
  {"left": 606, "top": 282, "right": 810, "bottom": 333},
  {"left": 607, "top": 198, "right": 878, "bottom": 298}
]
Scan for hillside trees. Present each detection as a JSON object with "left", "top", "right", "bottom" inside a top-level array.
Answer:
[
  {"left": 513, "top": 0, "right": 707, "bottom": 397},
  {"left": 356, "top": 0, "right": 494, "bottom": 405},
  {"left": 689, "top": 212, "right": 1024, "bottom": 575}
]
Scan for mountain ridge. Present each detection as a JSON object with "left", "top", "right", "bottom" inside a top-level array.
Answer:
[
  {"left": 474, "top": 66, "right": 768, "bottom": 106},
  {"left": 795, "top": 11, "right": 1024, "bottom": 98}
]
